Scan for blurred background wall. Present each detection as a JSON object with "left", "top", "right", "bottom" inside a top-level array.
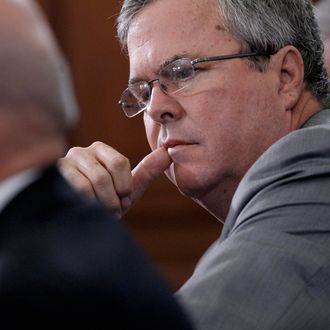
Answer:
[{"left": 36, "top": 0, "right": 221, "bottom": 289}]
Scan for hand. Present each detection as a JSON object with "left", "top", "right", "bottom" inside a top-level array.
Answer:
[{"left": 58, "top": 142, "right": 172, "bottom": 218}]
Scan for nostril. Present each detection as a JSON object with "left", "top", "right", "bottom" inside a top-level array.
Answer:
[{"left": 160, "top": 112, "right": 174, "bottom": 119}]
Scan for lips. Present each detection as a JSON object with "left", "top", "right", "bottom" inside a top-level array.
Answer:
[{"left": 161, "top": 139, "right": 193, "bottom": 149}]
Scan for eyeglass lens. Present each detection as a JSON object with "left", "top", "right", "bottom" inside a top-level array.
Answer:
[{"left": 120, "top": 58, "right": 195, "bottom": 117}]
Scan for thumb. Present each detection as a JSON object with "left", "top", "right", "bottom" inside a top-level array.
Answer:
[{"left": 130, "top": 147, "right": 172, "bottom": 205}]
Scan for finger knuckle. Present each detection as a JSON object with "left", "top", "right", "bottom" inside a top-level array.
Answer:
[
  {"left": 66, "top": 146, "right": 84, "bottom": 158},
  {"left": 93, "top": 171, "right": 111, "bottom": 188},
  {"left": 90, "top": 141, "right": 103, "bottom": 150},
  {"left": 111, "top": 156, "right": 130, "bottom": 171}
]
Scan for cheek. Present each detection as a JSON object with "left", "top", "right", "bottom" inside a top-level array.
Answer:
[{"left": 143, "top": 114, "right": 159, "bottom": 150}]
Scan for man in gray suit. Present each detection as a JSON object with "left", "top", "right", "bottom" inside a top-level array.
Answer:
[{"left": 59, "top": 0, "right": 330, "bottom": 329}]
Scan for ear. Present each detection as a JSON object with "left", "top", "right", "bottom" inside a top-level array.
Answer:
[{"left": 274, "top": 46, "right": 304, "bottom": 111}]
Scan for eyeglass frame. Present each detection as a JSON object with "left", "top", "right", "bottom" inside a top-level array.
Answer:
[{"left": 118, "top": 50, "right": 276, "bottom": 118}]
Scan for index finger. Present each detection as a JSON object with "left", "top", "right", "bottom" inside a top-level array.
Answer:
[{"left": 130, "top": 147, "right": 172, "bottom": 205}]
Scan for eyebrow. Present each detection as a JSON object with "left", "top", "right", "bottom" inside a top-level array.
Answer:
[
  {"left": 160, "top": 53, "right": 190, "bottom": 68},
  {"left": 128, "top": 52, "right": 193, "bottom": 85}
]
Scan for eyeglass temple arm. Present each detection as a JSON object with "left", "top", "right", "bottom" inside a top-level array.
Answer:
[{"left": 192, "top": 50, "right": 277, "bottom": 65}]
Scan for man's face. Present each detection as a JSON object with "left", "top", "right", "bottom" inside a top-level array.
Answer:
[{"left": 127, "top": 0, "right": 291, "bottom": 205}]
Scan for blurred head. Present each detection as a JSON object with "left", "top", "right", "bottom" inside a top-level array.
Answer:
[
  {"left": 117, "top": 0, "right": 329, "bottom": 218},
  {"left": 0, "top": 0, "right": 78, "bottom": 179}
]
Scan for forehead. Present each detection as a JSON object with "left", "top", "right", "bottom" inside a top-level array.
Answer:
[{"left": 127, "top": 0, "right": 239, "bottom": 75}]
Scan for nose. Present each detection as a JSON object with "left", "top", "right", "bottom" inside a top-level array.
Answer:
[{"left": 145, "top": 82, "right": 184, "bottom": 123}]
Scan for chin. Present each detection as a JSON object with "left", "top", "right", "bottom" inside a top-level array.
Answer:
[{"left": 165, "top": 163, "right": 214, "bottom": 199}]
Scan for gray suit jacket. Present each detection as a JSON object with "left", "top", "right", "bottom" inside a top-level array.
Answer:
[{"left": 177, "top": 109, "right": 330, "bottom": 330}]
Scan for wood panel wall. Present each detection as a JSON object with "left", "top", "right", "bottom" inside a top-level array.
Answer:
[{"left": 37, "top": 0, "right": 221, "bottom": 289}]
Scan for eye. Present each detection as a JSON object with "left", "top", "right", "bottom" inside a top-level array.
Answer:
[
  {"left": 172, "top": 65, "right": 194, "bottom": 81},
  {"left": 161, "top": 59, "right": 194, "bottom": 83},
  {"left": 120, "top": 89, "right": 143, "bottom": 116},
  {"left": 140, "top": 87, "right": 151, "bottom": 102},
  {"left": 130, "top": 82, "right": 150, "bottom": 103}
]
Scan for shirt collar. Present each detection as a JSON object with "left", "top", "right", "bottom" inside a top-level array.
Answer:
[{"left": 0, "top": 169, "right": 40, "bottom": 214}]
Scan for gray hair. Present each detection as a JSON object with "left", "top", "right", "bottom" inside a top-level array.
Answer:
[{"left": 117, "top": 0, "right": 329, "bottom": 107}]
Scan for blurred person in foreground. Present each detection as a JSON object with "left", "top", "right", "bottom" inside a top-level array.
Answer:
[
  {"left": 59, "top": 0, "right": 330, "bottom": 329},
  {"left": 0, "top": 0, "right": 194, "bottom": 329}
]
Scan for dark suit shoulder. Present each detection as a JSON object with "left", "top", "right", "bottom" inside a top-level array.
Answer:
[{"left": 0, "top": 167, "right": 194, "bottom": 329}]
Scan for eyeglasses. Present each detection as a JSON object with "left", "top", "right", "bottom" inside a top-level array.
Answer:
[{"left": 118, "top": 51, "right": 275, "bottom": 118}]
